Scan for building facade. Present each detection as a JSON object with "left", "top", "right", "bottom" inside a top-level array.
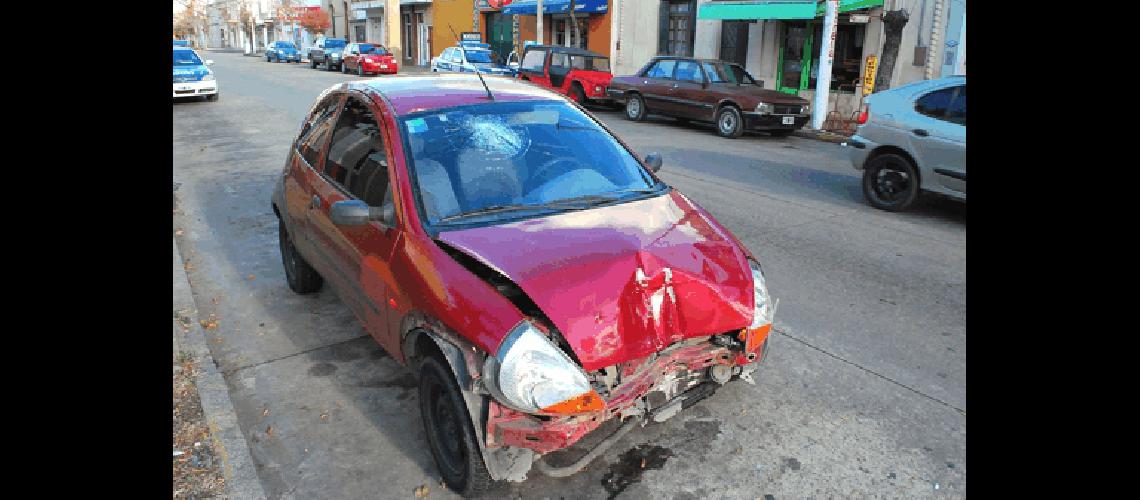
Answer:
[{"left": 432, "top": 1, "right": 612, "bottom": 67}]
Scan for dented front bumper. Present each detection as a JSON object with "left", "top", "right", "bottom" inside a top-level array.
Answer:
[{"left": 485, "top": 333, "right": 770, "bottom": 456}]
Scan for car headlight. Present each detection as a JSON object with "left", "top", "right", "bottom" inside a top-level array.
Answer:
[
  {"left": 741, "top": 260, "right": 775, "bottom": 354},
  {"left": 755, "top": 102, "right": 774, "bottom": 114},
  {"left": 331, "top": 53, "right": 340, "bottom": 59},
  {"left": 201, "top": 74, "right": 215, "bottom": 81},
  {"left": 484, "top": 321, "right": 604, "bottom": 415},
  {"left": 801, "top": 104, "right": 810, "bottom": 114}
]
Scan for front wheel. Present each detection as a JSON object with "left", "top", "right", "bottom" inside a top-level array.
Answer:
[
  {"left": 279, "top": 220, "right": 323, "bottom": 293},
  {"left": 862, "top": 153, "right": 921, "bottom": 211},
  {"left": 310, "top": 58, "right": 317, "bottom": 69},
  {"left": 716, "top": 106, "right": 744, "bottom": 138},
  {"left": 420, "top": 357, "right": 494, "bottom": 496},
  {"left": 570, "top": 84, "right": 586, "bottom": 105},
  {"left": 625, "top": 94, "right": 646, "bottom": 121}
]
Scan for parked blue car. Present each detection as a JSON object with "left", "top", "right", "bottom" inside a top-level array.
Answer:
[
  {"left": 173, "top": 39, "right": 192, "bottom": 47},
  {"left": 267, "top": 41, "right": 301, "bottom": 63}
]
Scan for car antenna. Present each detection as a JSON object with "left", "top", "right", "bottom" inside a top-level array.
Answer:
[{"left": 448, "top": 24, "right": 494, "bottom": 101}]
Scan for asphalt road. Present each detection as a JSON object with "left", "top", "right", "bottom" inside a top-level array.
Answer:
[{"left": 173, "top": 51, "right": 966, "bottom": 499}]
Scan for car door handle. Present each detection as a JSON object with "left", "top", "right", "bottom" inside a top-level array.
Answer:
[
  {"left": 311, "top": 195, "right": 322, "bottom": 210},
  {"left": 912, "top": 129, "right": 929, "bottom": 137}
]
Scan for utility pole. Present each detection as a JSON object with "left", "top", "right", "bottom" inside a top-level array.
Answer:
[
  {"left": 811, "top": 0, "right": 838, "bottom": 130},
  {"left": 536, "top": 0, "right": 543, "bottom": 45}
]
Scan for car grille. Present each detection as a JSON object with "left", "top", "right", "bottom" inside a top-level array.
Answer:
[
  {"left": 174, "top": 89, "right": 194, "bottom": 94},
  {"left": 774, "top": 105, "right": 802, "bottom": 115},
  {"left": 173, "top": 75, "right": 200, "bottom": 83}
]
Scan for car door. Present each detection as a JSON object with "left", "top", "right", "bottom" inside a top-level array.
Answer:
[
  {"left": 285, "top": 91, "right": 345, "bottom": 269},
  {"left": 519, "top": 48, "right": 550, "bottom": 87},
  {"left": 666, "top": 60, "right": 709, "bottom": 119},
  {"left": 548, "top": 51, "right": 571, "bottom": 91},
  {"left": 639, "top": 59, "right": 678, "bottom": 114},
  {"left": 306, "top": 92, "right": 403, "bottom": 354},
  {"left": 910, "top": 85, "right": 967, "bottom": 195}
]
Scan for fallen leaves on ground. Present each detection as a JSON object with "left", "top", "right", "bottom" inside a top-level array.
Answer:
[
  {"left": 199, "top": 315, "right": 218, "bottom": 330},
  {"left": 173, "top": 358, "right": 226, "bottom": 497},
  {"left": 414, "top": 485, "right": 430, "bottom": 498}
]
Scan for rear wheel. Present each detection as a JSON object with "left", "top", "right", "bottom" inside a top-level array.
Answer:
[
  {"left": 358, "top": 63, "right": 365, "bottom": 77},
  {"left": 266, "top": 54, "right": 271, "bottom": 62},
  {"left": 420, "top": 356, "right": 493, "bottom": 496},
  {"left": 206, "top": 93, "right": 218, "bottom": 102},
  {"left": 716, "top": 106, "right": 744, "bottom": 138},
  {"left": 862, "top": 153, "right": 921, "bottom": 211},
  {"left": 625, "top": 94, "right": 646, "bottom": 121},
  {"left": 279, "top": 220, "right": 323, "bottom": 293},
  {"left": 310, "top": 58, "right": 317, "bottom": 69}
]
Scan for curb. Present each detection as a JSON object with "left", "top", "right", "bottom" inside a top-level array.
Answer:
[
  {"left": 794, "top": 128, "right": 851, "bottom": 145},
  {"left": 174, "top": 237, "right": 267, "bottom": 500}
]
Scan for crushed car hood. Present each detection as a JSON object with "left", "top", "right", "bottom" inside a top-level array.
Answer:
[{"left": 438, "top": 191, "right": 754, "bottom": 371}]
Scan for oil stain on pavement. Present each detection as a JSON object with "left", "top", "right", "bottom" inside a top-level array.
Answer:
[{"left": 601, "top": 444, "right": 674, "bottom": 499}]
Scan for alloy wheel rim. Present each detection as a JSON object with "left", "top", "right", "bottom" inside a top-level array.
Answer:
[
  {"left": 720, "top": 112, "right": 736, "bottom": 134},
  {"left": 628, "top": 98, "right": 640, "bottom": 118},
  {"left": 873, "top": 165, "right": 911, "bottom": 202}
]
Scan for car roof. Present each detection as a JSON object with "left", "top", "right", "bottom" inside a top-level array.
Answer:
[
  {"left": 649, "top": 55, "right": 740, "bottom": 65},
  {"left": 347, "top": 74, "right": 563, "bottom": 116},
  {"left": 524, "top": 45, "right": 605, "bottom": 58}
]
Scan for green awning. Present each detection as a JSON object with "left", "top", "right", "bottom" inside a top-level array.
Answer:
[{"left": 697, "top": 0, "right": 885, "bottom": 21}]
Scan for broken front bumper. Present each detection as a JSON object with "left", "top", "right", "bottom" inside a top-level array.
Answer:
[{"left": 485, "top": 334, "right": 770, "bottom": 456}]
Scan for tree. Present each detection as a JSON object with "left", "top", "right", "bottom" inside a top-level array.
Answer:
[
  {"left": 873, "top": 9, "right": 909, "bottom": 92},
  {"left": 299, "top": 8, "right": 331, "bottom": 35}
]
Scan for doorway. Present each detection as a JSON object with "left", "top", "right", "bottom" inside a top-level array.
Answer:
[
  {"left": 486, "top": 12, "right": 514, "bottom": 64},
  {"left": 719, "top": 21, "right": 749, "bottom": 67},
  {"left": 417, "top": 13, "right": 429, "bottom": 66},
  {"left": 777, "top": 21, "right": 812, "bottom": 94}
]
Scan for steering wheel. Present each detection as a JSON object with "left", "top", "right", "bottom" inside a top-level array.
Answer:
[{"left": 526, "top": 157, "right": 586, "bottom": 195}]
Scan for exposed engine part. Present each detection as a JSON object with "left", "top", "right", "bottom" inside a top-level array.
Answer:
[
  {"left": 711, "top": 332, "right": 745, "bottom": 350},
  {"left": 709, "top": 364, "right": 733, "bottom": 385},
  {"left": 739, "top": 365, "right": 758, "bottom": 385},
  {"left": 534, "top": 416, "right": 642, "bottom": 477}
]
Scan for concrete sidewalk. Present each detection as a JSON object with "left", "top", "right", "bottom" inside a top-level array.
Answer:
[{"left": 174, "top": 237, "right": 266, "bottom": 500}]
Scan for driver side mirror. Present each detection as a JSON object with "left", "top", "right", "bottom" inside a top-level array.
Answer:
[
  {"left": 329, "top": 200, "right": 396, "bottom": 227},
  {"left": 644, "top": 152, "right": 663, "bottom": 173}
]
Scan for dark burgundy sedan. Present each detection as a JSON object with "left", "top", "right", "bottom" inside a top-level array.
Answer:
[
  {"left": 271, "top": 75, "right": 775, "bottom": 495},
  {"left": 608, "top": 56, "right": 811, "bottom": 138}
]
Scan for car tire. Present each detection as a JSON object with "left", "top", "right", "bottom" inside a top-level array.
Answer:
[
  {"left": 570, "top": 83, "right": 586, "bottom": 105},
  {"left": 625, "top": 94, "right": 646, "bottom": 121},
  {"left": 310, "top": 58, "right": 317, "bottom": 69},
  {"left": 715, "top": 106, "right": 744, "bottom": 139},
  {"left": 266, "top": 54, "right": 271, "bottom": 62},
  {"left": 358, "top": 63, "right": 365, "bottom": 77},
  {"left": 327, "top": 60, "right": 336, "bottom": 72},
  {"left": 770, "top": 129, "right": 793, "bottom": 138},
  {"left": 279, "top": 220, "right": 323, "bottom": 294},
  {"left": 206, "top": 93, "right": 218, "bottom": 102},
  {"left": 419, "top": 356, "right": 494, "bottom": 497},
  {"left": 862, "top": 153, "right": 921, "bottom": 211}
]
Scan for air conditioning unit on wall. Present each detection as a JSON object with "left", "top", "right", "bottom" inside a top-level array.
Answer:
[{"left": 913, "top": 46, "right": 926, "bottom": 66}]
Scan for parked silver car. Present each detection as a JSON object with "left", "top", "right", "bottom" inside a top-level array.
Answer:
[{"left": 846, "top": 76, "right": 965, "bottom": 211}]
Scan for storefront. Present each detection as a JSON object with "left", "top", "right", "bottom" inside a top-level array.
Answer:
[
  {"left": 400, "top": 0, "right": 433, "bottom": 67},
  {"left": 501, "top": 0, "right": 612, "bottom": 57},
  {"left": 699, "top": 0, "right": 883, "bottom": 95}
]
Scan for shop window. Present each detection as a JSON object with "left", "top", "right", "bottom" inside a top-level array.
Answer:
[{"left": 807, "top": 23, "right": 865, "bottom": 92}]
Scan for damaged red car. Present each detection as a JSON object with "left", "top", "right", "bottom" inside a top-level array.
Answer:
[{"left": 271, "top": 75, "right": 775, "bottom": 496}]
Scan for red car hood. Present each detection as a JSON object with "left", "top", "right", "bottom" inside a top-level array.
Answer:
[{"left": 437, "top": 191, "right": 754, "bottom": 371}]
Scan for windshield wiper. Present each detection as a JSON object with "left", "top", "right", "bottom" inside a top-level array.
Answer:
[{"left": 438, "top": 204, "right": 550, "bottom": 222}]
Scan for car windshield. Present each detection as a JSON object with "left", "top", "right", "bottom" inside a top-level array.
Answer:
[
  {"left": 702, "top": 62, "right": 756, "bottom": 84},
  {"left": 402, "top": 100, "right": 661, "bottom": 227},
  {"left": 359, "top": 44, "right": 389, "bottom": 55},
  {"left": 464, "top": 50, "right": 495, "bottom": 63},
  {"left": 173, "top": 50, "right": 203, "bottom": 66},
  {"left": 325, "top": 39, "right": 346, "bottom": 48},
  {"left": 277, "top": 42, "right": 296, "bottom": 49},
  {"left": 570, "top": 55, "right": 610, "bottom": 72}
]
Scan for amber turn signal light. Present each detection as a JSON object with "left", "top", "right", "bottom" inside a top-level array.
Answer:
[
  {"left": 743, "top": 324, "right": 772, "bottom": 354},
  {"left": 540, "top": 389, "right": 606, "bottom": 415}
]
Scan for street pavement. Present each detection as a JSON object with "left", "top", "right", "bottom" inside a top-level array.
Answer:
[{"left": 173, "top": 51, "right": 966, "bottom": 499}]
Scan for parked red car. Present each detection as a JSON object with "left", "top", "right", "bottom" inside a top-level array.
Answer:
[
  {"left": 516, "top": 44, "right": 613, "bottom": 106},
  {"left": 271, "top": 75, "right": 775, "bottom": 495},
  {"left": 341, "top": 42, "right": 398, "bottom": 76}
]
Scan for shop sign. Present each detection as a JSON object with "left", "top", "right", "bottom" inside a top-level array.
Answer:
[
  {"left": 849, "top": 14, "right": 870, "bottom": 23},
  {"left": 863, "top": 55, "right": 878, "bottom": 95},
  {"left": 462, "top": 32, "right": 483, "bottom": 42}
]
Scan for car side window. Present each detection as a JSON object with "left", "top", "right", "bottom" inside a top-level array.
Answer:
[
  {"left": 441, "top": 48, "right": 451, "bottom": 61},
  {"left": 646, "top": 60, "right": 677, "bottom": 79},
  {"left": 550, "top": 53, "right": 569, "bottom": 68},
  {"left": 297, "top": 94, "right": 342, "bottom": 168},
  {"left": 915, "top": 87, "right": 955, "bottom": 120},
  {"left": 674, "top": 60, "right": 703, "bottom": 83},
  {"left": 452, "top": 49, "right": 464, "bottom": 63},
  {"left": 323, "top": 96, "right": 393, "bottom": 209},
  {"left": 945, "top": 86, "right": 966, "bottom": 126},
  {"left": 521, "top": 49, "right": 546, "bottom": 71}
]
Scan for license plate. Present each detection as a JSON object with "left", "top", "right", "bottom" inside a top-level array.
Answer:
[
  {"left": 177, "top": 86, "right": 191, "bottom": 91},
  {"left": 782, "top": 116, "right": 795, "bottom": 125},
  {"left": 379, "top": 64, "right": 388, "bottom": 69}
]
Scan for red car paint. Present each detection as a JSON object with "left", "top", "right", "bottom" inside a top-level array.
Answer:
[
  {"left": 438, "top": 190, "right": 754, "bottom": 371},
  {"left": 516, "top": 45, "right": 613, "bottom": 104},
  {"left": 272, "top": 75, "right": 769, "bottom": 479}
]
